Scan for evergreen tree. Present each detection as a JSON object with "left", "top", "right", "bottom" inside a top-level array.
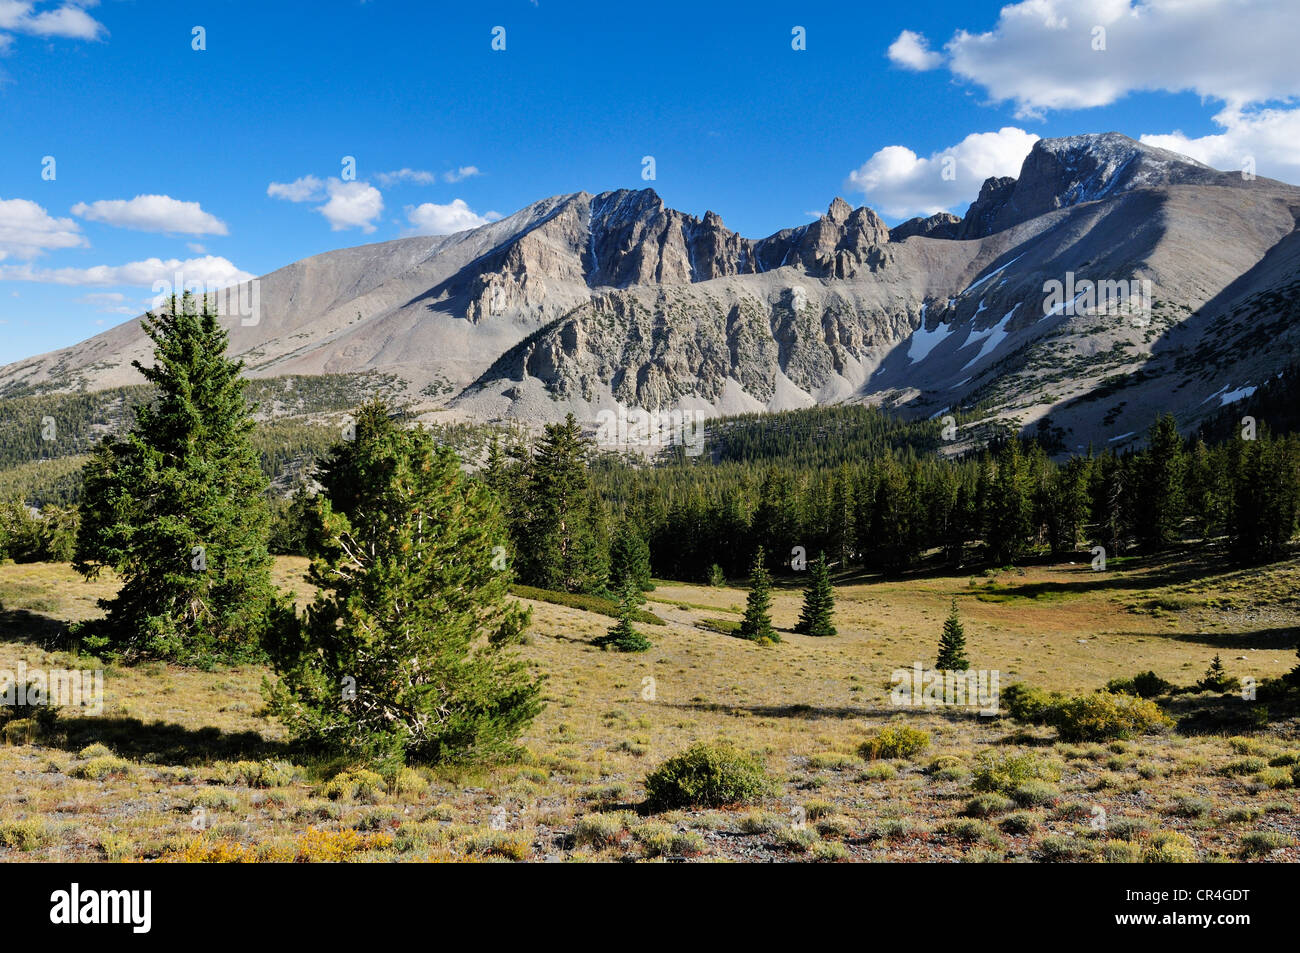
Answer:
[
  {"left": 1136, "top": 414, "right": 1186, "bottom": 550},
  {"left": 707, "top": 562, "right": 726, "bottom": 587},
  {"left": 935, "top": 599, "right": 969, "bottom": 671},
  {"left": 738, "top": 546, "right": 778, "bottom": 642},
  {"left": 518, "top": 414, "right": 607, "bottom": 593},
  {"left": 268, "top": 401, "right": 543, "bottom": 763},
  {"left": 595, "top": 576, "right": 652, "bottom": 652},
  {"left": 1198, "top": 654, "right": 1233, "bottom": 693},
  {"left": 72, "top": 293, "right": 284, "bottom": 663},
  {"left": 609, "top": 521, "right": 653, "bottom": 591},
  {"left": 828, "top": 464, "right": 856, "bottom": 568},
  {"left": 985, "top": 440, "right": 1031, "bottom": 565},
  {"left": 795, "top": 551, "right": 836, "bottom": 636}
]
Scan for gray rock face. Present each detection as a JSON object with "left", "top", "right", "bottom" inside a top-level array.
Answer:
[{"left": 5, "top": 133, "right": 1300, "bottom": 452}]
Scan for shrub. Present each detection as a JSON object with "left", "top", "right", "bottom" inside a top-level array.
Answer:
[
  {"left": 1052, "top": 692, "right": 1173, "bottom": 742},
  {"left": 572, "top": 811, "right": 631, "bottom": 849},
  {"left": 71, "top": 756, "right": 131, "bottom": 780},
  {"left": 319, "top": 769, "right": 385, "bottom": 802},
  {"left": 941, "top": 819, "right": 1003, "bottom": 846},
  {"left": 1011, "top": 780, "right": 1059, "bottom": 807},
  {"left": 859, "top": 763, "right": 897, "bottom": 781},
  {"left": 1240, "top": 831, "right": 1293, "bottom": 858},
  {"left": 1001, "top": 683, "right": 1060, "bottom": 724},
  {"left": 810, "top": 839, "right": 849, "bottom": 861},
  {"left": 774, "top": 826, "right": 819, "bottom": 852},
  {"left": 0, "top": 819, "right": 48, "bottom": 851},
  {"left": 462, "top": 830, "right": 531, "bottom": 861},
  {"left": 1143, "top": 831, "right": 1197, "bottom": 863},
  {"left": 1102, "top": 840, "right": 1142, "bottom": 863},
  {"left": 999, "top": 812, "right": 1038, "bottom": 834},
  {"left": 858, "top": 724, "right": 930, "bottom": 761},
  {"left": 971, "top": 751, "right": 1061, "bottom": 795},
  {"left": 643, "top": 742, "right": 775, "bottom": 811},
  {"left": 1106, "top": 671, "right": 1174, "bottom": 698},
  {"left": 1166, "top": 795, "right": 1213, "bottom": 818},
  {"left": 965, "top": 793, "right": 1016, "bottom": 817}
]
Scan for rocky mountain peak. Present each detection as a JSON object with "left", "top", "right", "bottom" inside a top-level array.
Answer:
[{"left": 958, "top": 132, "right": 1223, "bottom": 239}]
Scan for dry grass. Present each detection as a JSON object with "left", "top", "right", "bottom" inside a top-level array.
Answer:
[{"left": 0, "top": 550, "right": 1297, "bottom": 862}]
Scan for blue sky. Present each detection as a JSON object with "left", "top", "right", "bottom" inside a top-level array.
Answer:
[{"left": 2, "top": 0, "right": 1298, "bottom": 364}]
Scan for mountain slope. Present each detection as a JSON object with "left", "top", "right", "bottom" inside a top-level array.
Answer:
[{"left": 3, "top": 133, "right": 1298, "bottom": 452}]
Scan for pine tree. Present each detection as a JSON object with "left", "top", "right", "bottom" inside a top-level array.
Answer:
[
  {"left": 72, "top": 293, "right": 285, "bottom": 663},
  {"left": 518, "top": 414, "right": 607, "bottom": 593},
  {"left": 1198, "top": 654, "right": 1233, "bottom": 693},
  {"left": 1136, "top": 414, "right": 1186, "bottom": 550},
  {"left": 985, "top": 439, "right": 1031, "bottom": 565},
  {"left": 267, "top": 401, "right": 543, "bottom": 763},
  {"left": 739, "top": 546, "right": 778, "bottom": 642},
  {"left": 935, "top": 599, "right": 969, "bottom": 671},
  {"left": 795, "top": 551, "right": 836, "bottom": 636},
  {"left": 707, "top": 563, "right": 726, "bottom": 587},
  {"left": 595, "top": 576, "right": 652, "bottom": 652},
  {"left": 609, "top": 521, "right": 653, "bottom": 592}
]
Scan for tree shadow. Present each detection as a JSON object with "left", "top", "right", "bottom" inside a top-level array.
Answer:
[
  {"left": 45, "top": 715, "right": 286, "bottom": 766},
  {"left": 0, "top": 607, "right": 72, "bottom": 648}
]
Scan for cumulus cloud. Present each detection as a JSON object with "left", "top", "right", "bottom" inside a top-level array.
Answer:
[
  {"left": 443, "top": 165, "right": 480, "bottom": 183},
  {"left": 0, "top": 254, "right": 253, "bottom": 288},
  {"left": 266, "top": 175, "right": 324, "bottom": 202},
  {"left": 268, "top": 175, "right": 385, "bottom": 232},
  {"left": 935, "top": 0, "right": 1300, "bottom": 118},
  {"left": 0, "top": 0, "right": 107, "bottom": 43},
  {"left": 405, "top": 199, "right": 499, "bottom": 236},
  {"left": 0, "top": 196, "right": 85, "bottom": 259},
  {"left": 887, "top": 30, "right": 943, "bottom": 71},
  {"left": 318, "top": 179, "right": 384, "bottom": 232},
  {"left": 846, "top": 127, "right": 1040, "bottom": 219},
  {"left": 71, "top": 194, "right": 229, "bottom": 235},
  {"left": 1142, "top": 106, "right": 1300, "bottom": 184}
]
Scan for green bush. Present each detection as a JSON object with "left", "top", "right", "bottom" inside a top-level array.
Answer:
[
  {"left": 643, "top": 741, "right": 775, "bottom": 811},
  {"left": 858, "top": 724, "right": 930, "bottom": 761},
  {"left": 1001, "top": 683, "right": 1061, "bottom": 724},
  {"left": 1106, "top": 671, "right": 1174, "bottom": 698},
  {"left": 1052, "top": 692, "right": 1173, "bottom": 742},
  {"left": 971, "top": 751, "right": 1061, "bottom": 795}
]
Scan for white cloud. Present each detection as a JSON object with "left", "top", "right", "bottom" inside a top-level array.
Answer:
[
  {"left": 443, "top": 165, "right": 480, "bottom": 183},
  {"left": 268, "top": 175, "right": 385, "bottom": 232},
  {"left": 375, "top": 168, "right": 437, "bottom": 186},
  {"left": 71, "top": 194, "right": 229, "bottom": 235},
  {"left": 267, "top": 175, "right": 324, "bottom": 202},
  {"left": 405, "top": 199, "right": 498, "bottom": 236},
  {"left": 0, "top": 254, "right": 253, "bottom": 288},
  {"left": 847, "top": 127, "right": 1040, "bottom": 219},
  {"left": 938, "top": 0, "right": 1300, "bottom": 119},
  {"left": 887, "top": 30, "right": 943, "bottom": 71},
  {"left": 318, "top": 179, "right": 384, "bottom": 232},
  {"left": 0, "top": 196, "right": 85, "bottom": 259},
  {"left": 187, "top": 242, "right": 206, "bottom": 254},
  {"left": 1142, "top": 106, "right": 1300, "bottom": 185},
  {"left": 0, "top": 1, "right": 106, "bottom": 42}
]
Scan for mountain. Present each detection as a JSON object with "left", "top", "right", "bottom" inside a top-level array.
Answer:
[{"left": 4, "top": 132, "right": 1299, "bottom": 453}]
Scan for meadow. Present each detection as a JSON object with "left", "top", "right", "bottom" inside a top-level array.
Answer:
[{"left": 0, "top": 549, "right": 1296, "bottom": 863}]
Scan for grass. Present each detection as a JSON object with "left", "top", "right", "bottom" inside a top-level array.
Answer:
[{"left": 0, "top": 550, "right": 1298, "bottom": 862}]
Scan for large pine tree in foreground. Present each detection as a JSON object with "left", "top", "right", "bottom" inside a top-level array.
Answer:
[
  {"left": 739, "top": 546, "right": 778, "bottom": 642},
  {"left": 795, "top": 551, "right": 836, "bottom": 636},
  {"left": 267, "top": 401, "right": 542, "bottom": 764},
  {"left": 72, "top": 293, "right": 283, "bottom": 663},
  {"left": 935, "top": 599, "right": 969, "bottom": 671}
]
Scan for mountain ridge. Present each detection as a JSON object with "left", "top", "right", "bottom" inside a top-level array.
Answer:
[{"left": 4, "top": 132, "right": 1299, "bottom": 454}]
